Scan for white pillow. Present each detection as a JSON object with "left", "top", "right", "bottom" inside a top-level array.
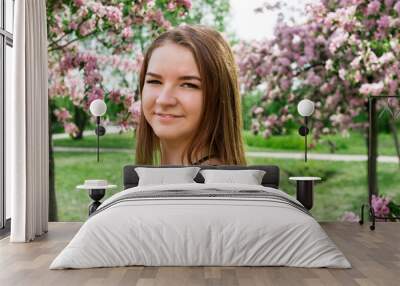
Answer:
[
  {"left": 200, "top": 169, "right": 266, "bottom": 185},
  {"left": 135, "top": 167, "right": 201, "bottom": 186}
]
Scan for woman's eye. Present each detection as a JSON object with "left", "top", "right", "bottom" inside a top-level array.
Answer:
[
  {"left": 146, "top": 80, "right": 161, "bottom": 85},
  {"left": 181, "top": 83, "right": 200, "bottom": 89}
]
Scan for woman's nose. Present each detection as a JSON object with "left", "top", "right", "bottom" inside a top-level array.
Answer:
[{"left": 156, "top": 85, "right": 177, "bottom": 106}]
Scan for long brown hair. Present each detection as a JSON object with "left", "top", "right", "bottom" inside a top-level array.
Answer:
[{"left": 135, "top": 25, "right": 246, "bottom": 165}]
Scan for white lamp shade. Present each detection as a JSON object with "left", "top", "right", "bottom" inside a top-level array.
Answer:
[
  {"left": 89, "top": 99, "right": 107, "bottom": 116},
  {"left": 297, "top": 99, "right": 315, "bottom": 117}
]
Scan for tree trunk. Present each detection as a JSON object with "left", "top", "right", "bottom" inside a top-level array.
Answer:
[
  {"left": 388, "top": 116, "right": 400, "bottom": 167},
  {"left": 48, "top": 101, "right": 58, "bottom": 221},
  {"left": 73, "top": 106, "right": 88, "bottom": 140},
  {"left": 327, "top": 139, "right": 336, "bottom": 154},
  {"left": 367, "top": 98, "right": 378, "bottom": 201}
]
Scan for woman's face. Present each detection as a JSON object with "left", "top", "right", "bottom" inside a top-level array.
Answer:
[{"left": 142, "top": 42, "right": 203, "bottom": 142}]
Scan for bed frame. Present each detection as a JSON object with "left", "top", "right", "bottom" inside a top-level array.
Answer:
[{"left": 123, "top": 165, "right": 280, "bottom": 189}]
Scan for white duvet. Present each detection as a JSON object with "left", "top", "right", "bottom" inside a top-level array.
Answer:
[{"left": 50, "top": 183, "right": 351, "bottom": 269}]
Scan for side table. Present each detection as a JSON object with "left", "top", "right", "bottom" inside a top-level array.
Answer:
[
  {"left": 77, "top": 180, "right": 117, "bottom": 215},
  {"left": 289, "top": 177, "right": 321, "bottom": 210}
]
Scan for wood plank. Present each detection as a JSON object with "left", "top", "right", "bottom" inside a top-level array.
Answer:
[{"left": 0, "top": 222, "right": 399, "bottom": 286}]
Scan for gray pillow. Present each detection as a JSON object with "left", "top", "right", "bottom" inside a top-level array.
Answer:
[
  {"left": 135, "top": 167, "right": 201, "bottom": 186},
  {"left": 200, "top": 169, "right": 266, "bottom": 185}
]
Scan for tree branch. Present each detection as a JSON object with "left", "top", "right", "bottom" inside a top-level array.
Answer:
[
  {"left": 48, "top": 15, "right": 89, "bottom": 49},
  {"left": 293, "top": 61, "right": 325, "bottom": 77},
  {"left": 48, "top": 19, "right": 101, "bottom": 52}
]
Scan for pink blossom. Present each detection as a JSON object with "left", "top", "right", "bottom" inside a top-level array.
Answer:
[
  {"left": 304, "top": 45, "right": 315, "bottom": 60},
  {"left": 366, "top": 1, "right": 381, "bottom": 16},
  {"left": 387, "top": 79, "right": 398, "bottom": 96},
  {"left": 330, "top": 113, "right": 351, "bottom": 127},
  {"left": 306, "top": 72, "right": 322, "bottom": 86},
  {"left": 118, "top": 119, "right": 131, "bottom": 131},
  {"left": 371, "top": 195, "right": 391, "bottom": 217},
  {"left": 326, "top": 91, "right": 341, "bottom": 107},
  {"left": 69, "top": 21, "right": 78, "bottom": 30},
  {"left": 81, "top": 54, "right": 98, "bottom": 73},
  {"left": 64, "top": 123, "right": 79, "bottom": 137},
  {"left": 106, "top": 6, "right": 122, "bottom": 24},
  {"left": 146, "top": 10, "right": 166, "bottom": 26},
  {"left": 87, "top": 2, "right": 106, "bottom": 17},
  {"left": 277, "top": 57, "right": 291, "bottom": 66},
  {"left": 251, "top": 120, "right": 260, "bottom": 134},
  {"left": 253, "top": 106, "right": 264, "bottom": 115},
  {"left": 379, "top": 52, "right": 395, "bottom": 65},
  {"left": 77, "top": 6, "right": 89, "bottom": 18},
  {"left": 354, "top": 70, "right": 362, "bottom": 83},
  {"left": 167, "top": 1, "right": 177, "bottom": 11},
  {"left": 176, "top": 0, "right": 192, "bottom": 9},
  {"left": 262, "top": 129, "right": 271, "bottom": 138},
  {"left": 385, "top": 0, "right": 395, "bottom": 7},
  {"left": 377, "top": 16, "right": 391, "bottom": 29},
  {"left": 74, "top": 0, "right": 84, "bottom": 7},
  {"left": 147, "top": 0, "right": 155, "bottom": 9},
  {"left": 340, "top": 211, "right": 360, "bottom": 222},
  {"left": 124, "top": 94, "right": 133, "bottom": 109},
  {"left": 320, "top": 83, "right": 333, "bottom": 93},
  {"left": 109, "top": 90, "right": 122, "bottom": 104},
  {"left": 54, "top": 108, "right": 72, "bottom": 122},
  {"left": 325, "top": 59, "right": 334, "bottom": 70},
  {"left": 122, "top": 27, "right": 133, "bottom": 38},
  {"left": 329, "top": 28, "right": 349, "bottom": 54},
  {"left": 279, "top": 77, "right": 291, "bottom": 90},
  {"left": 87, "top": 87, "right": 104, "bottom": 106},
  {"left": 60, "top": 53, "right": 74, "bottom": 71},
  {"left": 350, "top": 56, "right": 361, "bottom": 69},
  {"left": 130, "top": 100, "right": 141, "bottom": 124},
  {"left": 87, "top": 73, "right": 102, "bottom": 86},
  {"left": 359, "top": 82, "right": 384, "bottom": 96},
  {"left": 79, "top": 18, "right": 96, "bottom": 36},
  {"left": 394, "top": 2, "right": 400, "bottom": 15},
  {"left": 339, "top": 68, "right": 346, "bottom": 80}
]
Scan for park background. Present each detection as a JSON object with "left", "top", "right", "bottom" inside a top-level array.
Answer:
[{"left": 44, "top": 0, "right": 400, "bottom": 222}]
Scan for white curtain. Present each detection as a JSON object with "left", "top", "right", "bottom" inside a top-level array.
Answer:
[{"left": 8, "top": 0, "right": 49, "bottom": 242}]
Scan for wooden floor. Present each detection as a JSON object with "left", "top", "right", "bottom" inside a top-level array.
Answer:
[{"left": 0, "top": 222, "right": 399, "bottom": 286}]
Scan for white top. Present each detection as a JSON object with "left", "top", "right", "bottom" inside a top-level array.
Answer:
[
  {"left": 289, "top": 177, "right": 321, "bottom": 181},
  {"left": 77, "top": 184, "right": 117, "bottom": 190}
]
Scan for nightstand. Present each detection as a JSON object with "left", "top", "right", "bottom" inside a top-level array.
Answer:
[
  {"left": 289, "top": 177, "right": 321, "bottom": 210},
  {"left": 77, "top": 180, "right": 117, "bottom": 215}
]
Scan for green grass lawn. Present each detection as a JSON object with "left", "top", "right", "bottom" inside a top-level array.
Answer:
[
  {"left": 55, "top": 152, "right": 135, "bottom": 221},
  {"left": 54, "top": 132, "right": 136, "bottom": 149},
  {"left": 55, "top": 151, "right": 400, "bottom": 222},
  {"left": 53, "top": 130, "right": 400, "bottom": 156}
]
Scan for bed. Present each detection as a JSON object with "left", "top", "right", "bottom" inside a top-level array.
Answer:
[{"left": 50, "top": 165, "right": 351, "bottom": 269}]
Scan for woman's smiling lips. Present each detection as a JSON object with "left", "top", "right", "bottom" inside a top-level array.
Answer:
[{"left": 155, "top": 112, "right": 184, "bottom": 122}]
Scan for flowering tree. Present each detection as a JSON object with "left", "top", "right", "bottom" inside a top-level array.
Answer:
[
  {"left": 46, "top": 0, "right": 230, "bottom": 220},
  {"left": 48, "top": 0, "right": 230, "bottom": 138},
  {"left": 236, "top": 0, "right": 400, "bottom": 198},
  {"left": 47, "top": 0, "right": 196, "bottom": 138}
]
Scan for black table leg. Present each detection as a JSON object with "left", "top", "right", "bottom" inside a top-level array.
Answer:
[
  {"left": 88, "top": 189, "right": 105, "bottom": 216},
  {"left": 296, "top": 181, "right": 314, "bottom": 210}
]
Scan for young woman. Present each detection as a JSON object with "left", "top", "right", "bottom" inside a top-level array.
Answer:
[{"left": 135, "top": 24, "right": 246, "bottom": 166}]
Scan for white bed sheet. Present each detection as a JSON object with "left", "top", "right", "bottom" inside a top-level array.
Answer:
[{"left": 50, "top": 183, "right": 351, "bottom": 269}]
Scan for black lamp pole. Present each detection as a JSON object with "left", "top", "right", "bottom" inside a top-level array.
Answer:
[
  {"left": 95, "top": 116, "right": 106, "bottom": 162},
  {"left": 298, "top": 116, "right": 309, "bottom": 162}
]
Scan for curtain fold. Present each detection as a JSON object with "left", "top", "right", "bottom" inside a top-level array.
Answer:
[{"left": 10, "top": 0, "right": 49, "bottom": 242}]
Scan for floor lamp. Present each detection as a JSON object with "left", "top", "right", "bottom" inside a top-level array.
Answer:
[
  {"left": 89, "top": 99, "right": 107, "bottom": 162},
  {"left": 297, "top": 99, "right": 315, "bottom": 162}
]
